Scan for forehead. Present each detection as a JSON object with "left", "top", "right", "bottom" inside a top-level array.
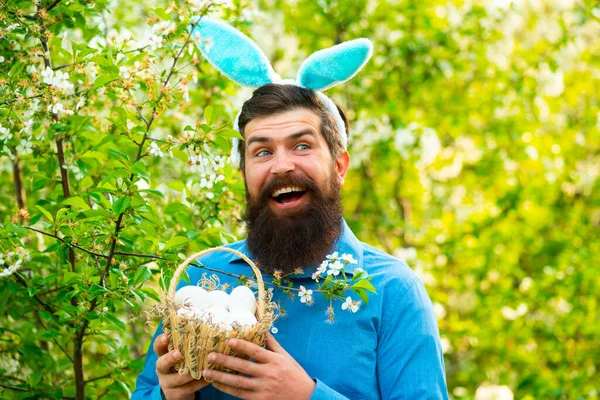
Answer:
[{"left": 244, "top": 108, "right": 322, "bottom": 139}]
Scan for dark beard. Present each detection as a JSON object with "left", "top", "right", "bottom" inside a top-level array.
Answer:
[{"left": 244, "top": 171, "right": 343, "bottom": 274}]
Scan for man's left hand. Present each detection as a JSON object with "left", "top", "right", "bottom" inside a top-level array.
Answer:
[{"left": 202, "top": 333, "right": 315, "bottom": 400}]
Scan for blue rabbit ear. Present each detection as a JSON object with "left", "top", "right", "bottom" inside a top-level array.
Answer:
[
  {"left": 297, "top": 38, "right": 373, "bottom": 91},
  {"left": 189, "top": 17, "right": 279, "bottom": 87}
]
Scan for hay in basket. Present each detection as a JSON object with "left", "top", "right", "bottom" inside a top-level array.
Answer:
[{"left": 151, "top": 246, "right": 277, "bottom": 380}]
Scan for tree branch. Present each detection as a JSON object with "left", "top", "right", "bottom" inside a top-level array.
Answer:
[
  {"left": 13, "top": 272, "right": 56, "bottom": 315},
  {"left": 12, "top": 152, "right": 27, "bottom": 210},
  {"left": 22, "top": 226, "right": 107, "bottom": 258},
  {"left": 45, "top": 0, "right": 62, "bottom": 13}
]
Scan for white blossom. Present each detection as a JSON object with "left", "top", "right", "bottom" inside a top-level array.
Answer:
[
  {"left": 418, "top": 127, "right": 441, "bottom": 167},
  {"left": 148, "top": 34, "right": 164, "bottom": 51},
  {"left": 16, "top": 139, "right": 33, "bottom": 154},
  {"left": 152, "top": 20, "right": 176, "bottom": 35},
  {"left": 149, "top": 142, "right": 164, "bottom": 157},
  {"left": 0, "top": 56, "right": 4, "bottom": 63},
  {"left": 75, "top": 97, "right": 86, "bottom": 110},
  {"left": 48, "top": 102, "right": 74, "bottom": 118},
  {"left": 40, "top": 67, "right": 74, "bottom": 92},
  {"left": 21, "top": 119, "right": 33, "bottom": 136},
  {"left": 341, "top": 296, "right": 360, "bottom": 313},
  {"left": 327, "top": 260, "right": 344, "bottom": 276},
  {"left": 298, "top": 285, "right": 313, "bottom": 305},
  {"left": 119, "top": 65, "right": 131, "bottom": 79},
  {"left": 341, "top": 253, "right": 357, "bottom": 264},
  {"left": 2, "top": 145, "right": 15, "bottom": 160},
  {"left": 501, "top": 303, "right": 528, "bottom": 320},
  {"left": 474, "top": 384, "right": 514, "bottom": 400},
  {"left": 0, "top": 123, "right": 11, "bottom": 141}
]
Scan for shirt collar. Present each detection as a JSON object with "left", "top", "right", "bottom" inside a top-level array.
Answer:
[{"left": 227, "top": 219, "right": 364, "bottom": 279}]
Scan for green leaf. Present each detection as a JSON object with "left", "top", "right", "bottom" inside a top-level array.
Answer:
[
  {"left": 105, "top": 314, "right": 126, "bottom": 330},
  {"left": 352, "top": 280, "right": 377, "bottom": 293},
  {"left": 90, "top": 56, "right": 114, "bottom": 67},
  {"left": 139, "top": 189, "right": 165, "bottom": 198},
  {"left": 140, "top": 287, "right": 161, "bottom": 302},
  {"left": 131, "top": 161, "right": 147, "bottom": 175},
  {"left": 62, "top": 196, "right": 91, "bottom": 210},
  {"left": 36, "top": 205, "right": 54, "bottom": 223},
  {"left": 352, "top": 268, "right": 368, "bottom": 281},
  {"left": 63, "top": 271, "right": 81, "bottom": 284},
  {"left": 164, "top": 236, "right": 190, "bottom": 250},
  {"left": 39, "top": 310, "right": 52, "bottom": 323},
  {"left": 133, "top": 266, "right": 152, "bottom": 286},
  {"left": 108, "top": 148, "right": 130, "bottom": 163},
  {"left": 353, "top": 288, "right": 370, "bottom": 305},
  {"left": 167, "top": 181, "right": 186, "bottom": 192},
  {"left": 204, "top": 105, "right": 215, "bottom": 125},
  {"left": 112, "top": 196, "right": 131, "bottom": 215},
  {"left": 94, "top": 74, "right": 118, "bottom": 89},
  {"left": 220, "top": 128, "right": 243, "bottom": 139}
]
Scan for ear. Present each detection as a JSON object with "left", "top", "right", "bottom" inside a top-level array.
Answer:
[
  {"left": 189, "top": 17, "right": 279, "bottom": 87},
  {"left": 335, "top": 151, "right": 350, "bottom": 186},
  {"left": 297, "top": 38, "right": 373, "bottom": 91}
]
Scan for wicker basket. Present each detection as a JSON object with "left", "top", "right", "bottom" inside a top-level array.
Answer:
[{"left": 157, "top": 246, "right": 276, "bottom": 380}]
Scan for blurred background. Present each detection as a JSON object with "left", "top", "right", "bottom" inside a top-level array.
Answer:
[{"left": 1, "top": 0, "right": 599, "bottom": 398}]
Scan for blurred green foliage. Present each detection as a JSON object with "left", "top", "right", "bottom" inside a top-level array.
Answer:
[{"left": 0, "top": 0, "right": 598, "bottom": 399}]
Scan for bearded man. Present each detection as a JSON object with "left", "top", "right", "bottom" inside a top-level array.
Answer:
[{"left": 132, "top": 84, "right": 448, "bottom": 400}]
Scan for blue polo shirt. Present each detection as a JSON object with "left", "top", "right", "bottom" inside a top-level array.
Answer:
[{"left": 132, "top": 220, "right": 448, "bottom": 399}]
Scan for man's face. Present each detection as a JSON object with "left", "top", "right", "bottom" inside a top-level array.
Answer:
[
  {"left": 241, "top": 108, "right": 350, "bottom": 272},
  {"left": 242, "top": 108, "right": 349, "bottom": 214}
]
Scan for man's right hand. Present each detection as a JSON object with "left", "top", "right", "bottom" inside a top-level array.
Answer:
[{"left": 154, "top": 333, "right": 210, "bottom": 400}]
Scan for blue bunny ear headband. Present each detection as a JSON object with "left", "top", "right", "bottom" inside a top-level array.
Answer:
[{"left": 190, "top": 18, "right": 373, "bottom": 165}]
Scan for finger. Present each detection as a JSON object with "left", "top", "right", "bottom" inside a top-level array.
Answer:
[
  {"left": 211, "top": 379, "right": 255, "bottom": 399},
  {"left": 227, "top": 338, "right": 271, "bottom": 363},
  {"left": 203, "top": 368, "right": 256, "bottom": 391},
  {"left": 156, "top": 349, "right": 182, "bottom": 375},
  {"left": 207, "top": 370, "right": 256, "bottom": 399},
  {"left": 153, "top": 334, "right": 170, "bottom": 357},
  {"left": 166, "top": 378, "right": 211, "bottom": 398},
  {"left": 265, "top": 332, "right": 287, "bottom": 355},
  {"left": 161, "top": 370, "right": 198, "bottom": 389},
  {"left": 206, "top": 352, "right": 260, "bottom": 376}
]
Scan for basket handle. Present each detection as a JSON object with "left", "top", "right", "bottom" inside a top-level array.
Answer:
[{"left": 167, "top": 247, "right": 266, "bottom": 320}]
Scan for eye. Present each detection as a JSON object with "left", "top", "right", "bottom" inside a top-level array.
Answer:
[
  {"left": 256, "top": 150, "right": 271, "bottom": 157},
  {"left": 296, "top": 144, "right": 310, "bottom": 151}
]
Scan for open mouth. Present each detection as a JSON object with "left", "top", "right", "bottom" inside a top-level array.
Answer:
[{"left": 270, "top": 185, "right": 308, "bottom": 205}]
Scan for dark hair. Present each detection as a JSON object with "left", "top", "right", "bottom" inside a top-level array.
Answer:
[{"left": 236, "top": 84, "right": 348, "bottom": 171}]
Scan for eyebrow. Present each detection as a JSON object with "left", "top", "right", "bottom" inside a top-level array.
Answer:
[{"left": 246, "top": 130, "right": 316, "bottom": 147}]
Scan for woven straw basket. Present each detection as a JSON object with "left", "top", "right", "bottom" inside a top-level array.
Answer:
[{"left": 156, "top": 246, "right": 276, "bottom": 380}]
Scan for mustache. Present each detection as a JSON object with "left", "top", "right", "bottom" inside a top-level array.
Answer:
[{"left": 257, "top": 173, "right": 318, "bottom": 201}]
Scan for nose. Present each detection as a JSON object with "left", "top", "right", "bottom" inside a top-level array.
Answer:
[{"left": 270, "top": 150, "right": 295, "bottom": 175}]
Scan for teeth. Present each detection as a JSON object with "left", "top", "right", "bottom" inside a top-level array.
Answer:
[{"left": 271, "top": 186, "right": 305, "bottom": 197}]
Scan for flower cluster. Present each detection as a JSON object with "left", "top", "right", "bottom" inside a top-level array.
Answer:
[
  {"left": 269, "top": 251, "right": 375, "bottom": 324},
  {"left": 0, "top": 247, "right": 31, "bottom": 279},
  {"left": 40, "top": 67, "right": 74, "bottom": 93},
  {"left": 312, "top": 252, "right": 358, "bottom": 281}
]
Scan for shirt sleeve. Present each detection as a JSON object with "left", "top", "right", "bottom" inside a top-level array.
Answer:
[
  {"left": 377, "top": 276, "right": 449, "bottom": 400},
  {"left": 309, "top": 378, "right": 350, "bottom": 400},
  {"left": 131, "top": 324, "right": 166, "bottom": 400}
]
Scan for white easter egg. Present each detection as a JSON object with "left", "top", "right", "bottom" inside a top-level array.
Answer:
[
  {"left": 201, "top": 306, "right": 233, "bottom": 330},
  {"left": 174, "top": 286, "right": 208, "bottom": 311},
  {"left": 229, "top": 308, "right": 258, "bottom": 328},
  {"left": 206, "top": 290, "right": 230, "bottom": 309},
  {"left": 228, "top": 285, "right": 256, "bottom": 314}
]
